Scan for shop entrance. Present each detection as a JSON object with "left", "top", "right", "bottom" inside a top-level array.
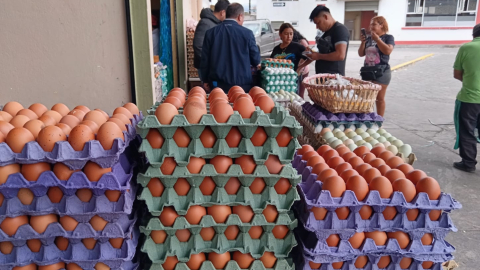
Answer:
[{"left": 344, "top": 1, "right": 378, "bottom": 40}]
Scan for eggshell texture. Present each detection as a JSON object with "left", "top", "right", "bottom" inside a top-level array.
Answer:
[
  {"left": 387, "top": 231, "right": 411, "bottom": 249},
  {"left": 422, "top": 261, "right": 434, "bottom": 269},
  {"left": 175, "top": 229, "right": 191, "bottom": 242},
  {"left": 53, "top": 163, "right": 80, "bottom": 181},
  {"left": 95, "top": 262, "right": 110, "bottom": 270},
  {"left": 199, "top": 127, "right": 216, "bottom": 148},
  {"left": 208, "top": 205, "right": 231, "bottom": 223},
  {"left": 342, "top": 151, "right": 357, "bottom": 162},
  {"left": 0, "top": 241, "right": 14, "bottom": 254},
  {"left": 174, "top": 178, "right": 191, "bottom": 196},
  {"left": 38, "top": 262, "right": 65, "bottom": 270},
  {"left": 83, "top": 111, "right": 107, "bottom": 127},
  {"left": 385, "top": 169, "right": 406, "bottom": 183},
  {"left": 362, "top": 153, "right": 376, "bottom": 164},
  {"left": 83, "top": 162, "right": 112, "bottom": 182},
  {"left": 147, "top": 177, "right": 164, "bottom": 196},
  {"left": 399, "top": 258, "right": 413, "bottom": 269},
  {"left": 68, "top": 109, "right": 86, "bottom": 120},
  {"left": 365, "top": 231, "right": 387, "bottom": 245},
  {"left": 68, "top": 124, "right": 95, "bottom": 151},
  {"left": 233, "top": 98, "right": 255, "bottom": 118},
  {"left": 160, "top": 157, "right": 177, "bottom": 175},
  {"left": 362, "top": 168, "right": 382, "bottom": 184},
  {"left": 186, "top": 253, "right": 206, "bottom": 270},
  {"left": 422, "top": 233, "right": 434, "bottom": 245},
  {"left": 340, "top": 169, "right": 358, "bottom": 182},
  {"left": 225, "top": 225, "right": 239, "bottom": 240},
  {"left": 264, "top": 155, "right": 283, "bottom": 174},
  {"left": 377, "top": 256, "right": 391, "bottom": 268},
  {"left": 151, "top": 230, "right": 167, "bottom": 243},
  {"left": 250, "top": 178, "right": 266, "bottom": 194},
  {"left": 386, "top": 156, "right": 404, "bottom": 168},
  {"left": 392, "top": 178, "right": 417, "bottom": 202},
  {"left": 235, "top": 155, "right": 256, "bottom": 174},
  {"left": 262, "top": 204, "right": 278, "bottom": 222},
  {"left": 225, "top": 127, "right": 242, "bottom": 147},
  {"left": 56, "top": 236, "right": 70, "bottom": 251},
  {"left": 6, "top": 127, "right": 35, "bottom": 153},
  {"left": 274, "top": 178, "right": 291, "bottom": 194},
  {"left": 23, "top": 119, "right": 45, "bottom": 139},
  {"left": 354, "top": 256, "right": 368, "bottom": 268},
  {"left": 348, "top": 156, "right": 364, "bottom": 169},
  {"left": 335, "top": 206, "right": 350, "bottom": 220},
  {"left": 82, "top": 238, "right": 97, "bottom": 249},
  {"left": 18, "top": 188, "right": 34, "bottom": 205},
  {"left": 27, "top": 239, "right": 42, "bottom": 252},
  {"left": 105, "top": 190, "right": 121, "bottom": 202},
  {"left": 47, "top": 186, "right": 64, "bottom": 203},
  {"left": 28, "top": 103, "right": 48, "bottom": 117},
  {"left": 355, "top": 163, "right": 372, "bottom": 176},
  {"left": 322, "top": 176, "right": 346, "bottom": 197},
  {"left": 316, "top": 145, "right": 332, "bottom": 155},
  {"left": 251, "top": 127, "right": 267, "bottom": 146},
  {"left": 3, "top": 102, "right": 24, "bottom": 116},
  {"left": 199, "top": 177, "right": 215, "bottom": 195},
  {"left": 353, "top": 146, "right": 370, "bottom": 157},
  {"left": 326, "top": 234, "right": 340, "bottom": 247},
  {"left": 233, "top": 251, "right": 254, "bottom": 268},
  {"left": 17, "top": 109, "right": 38, "bottom": 120},
  {"left": 0, "top": 164, "right": 20, "bottom": 184},
  {"left": 22, "top": 162, "right": 51, "bottom": 181},
  {"left": 276, "top": 127, "right": 292, "bottom": 147},
  {"left": 37, "top": 125, "right": 67, "bottom": 152},
  {"left": 260, "top": 252, "right": 277, "bottom": 268},
  {"left": 311, "top": 207, "right": 328, "bottom": 220},
  {"left": 271, "top": 225, "right": 289, "bottom": 239},
  {"left": 397, "top": 163, "right": 414, "bottom": 175},
  {"left": 255, "top": 95, "right": 275, "bottom": 113},
  {"left": 200, "top": 227, "right": 215, "bottom": 241},
  {"left": 155, "top": 103, "right": 178, "bottom": 125},
  {"left": 97, "top": 122, "right": 124, "bottom": 150},
  {"left": 30, "top": 214, "right": 58, "bottom": 233},
  {"left": 59, "top": 216, "right": 78, "bottom": 231},
  {"left": 211, "top": 102, "right": 234, "bottom": 123},
  {"left": 429, "top": 210, "right": 442, "bottom": 221},
  {"left": 225, "top": 177, "right": 241, "bottom": 194},
  {"left": 416, "top": 177, "right": 441, "bottom": 200},
  {"left": 369, "top": 176, "right": 393, "bottom": 198},
  {"left": 307, "top": 155, "right": 325, "bottom": 168},
  {"left": 406, "top": 208, "right": 419, "bottom": 221},
  {"left": 172, "top": 128, "right": 191, "bottom": 147},
  {"left": 76, "top": 189, "right": 93, "bottom": 202},
  {"left": 317, "top": 169, "right": 338, "bottom": 182},
  {"left": 56, "top": 123, "right": 72, "bottom": 136},
  {"left": 0, "top": 121, "right": 14, "bottom": 136},
  {"left": 43, "top": 111, "right": 62, "bottom": 124},
  {"left": 184, "top": 102, "right": 207, "bottom": 124},
  {"left": 185, "top": 205, "right": 206, "bottom": 225},
  {"left": 0, "top": 216, "right": 28, "bottom": 236},
  {"left": 187, "top": 157, "right": 206, "bottom": 174},
  {"left": 162, "top": 256, "right": 179, "bottom": 270},
  {"left": 108, "top": 118, "right": 127, "bottom": 131},
  {"left": 322, "top": 149, "right": 338, "bottom": 161},
  {"left": 383, "top": 206, "right": 397, "bottom": 220},
  {"left": 297, "top": 145, "right": 315, "bottom": 156},
  {"left": 359, "top": 205, "right": 373, "bottom": 220},
  {"left": 111, "top": 114, "right": 130, "bottom": 126},
  {"left": 146, "top": 129, "right": 164, "bottom": 148},
  {"left": 379, "top": 150, "right": 395, "bottom": 161},
  {"left": 113, "top": 107, "right": 134, "bottom": 119},
  {"left": 95, "top": 109, "right": 110, "bottom": 121},
  {"left": 349, "top": 232, "right": 365, "bottom": 249},
  {"left": 248, "top": 226, "right": 263, "bottom": 239},
  {"left": 59, "top": 115, "right": 80, "bottom": 129},
  {"left": 407, "top": 170, "right": 428, "bottom": 185},
  {"left": 233, "top": 205, "right": 255, "bottom": 222},
  {"left": 209, "top": 252, "right": 231, "bottom": 269},
  {"left": 159, "top": 206, "right": 178, "bottom": 226}
]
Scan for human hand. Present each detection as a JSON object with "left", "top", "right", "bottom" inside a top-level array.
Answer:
[
  {"left": 310, "top": 52, "right": 322, "bottom": 61},
  {"left": 360, "top": 34, "right": 367, "bottom": 43},
  {"left": 371, "top": 32, "right": 379, "bottom": 42}
]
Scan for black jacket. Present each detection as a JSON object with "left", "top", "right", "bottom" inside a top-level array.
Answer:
[
  {"left": 200, "top": 20, "right": 260, "bottom": 92},
  {"left": 193, "top": 9, "right": 221, "bottom": 69}
]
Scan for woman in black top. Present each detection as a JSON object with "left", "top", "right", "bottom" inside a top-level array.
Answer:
[
  {"left": 270, "top": 23, "right": 307, "bottom": 96},
  {"left": 358, "top": 16, "right": 395, "bottom": 117}
]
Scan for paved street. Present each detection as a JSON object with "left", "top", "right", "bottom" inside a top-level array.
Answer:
[{"left": 307, "top": 45, "right": 480, "bottom": 268}]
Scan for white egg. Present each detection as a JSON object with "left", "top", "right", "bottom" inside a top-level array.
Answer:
[
  {"left": 353, "top": 135, "right": 363, "bottom": 142},
  {"left": 399, "top": 144, "right": 412, "bottom": 156},
  {"left": 315, "top": 125, "right": 323, "bottom": 133},
  {"left": 377, "top": 128, "right": 386, "bottom": 135},
  {"left": 333, "top": 128, "right": 342, "bottom": 134},
  {"left": 371, "top": 125, "right": 380, "bottom": 131},
  {"left": 364, "top": 137, "right": 373, "bottom": 142},
  {"left": 322, "top": 131, "right": 334, "bottom": 140},
  {"left": 356, "top": 140, "right": 366, "bottom": 146},
  {"left": 387, "top": 145, "right": 398, "bottom": 155},
  {"left": 371, "top": 133, "right": 381, "bottom": 139},
  {"left": 338, "top": 125, "right": 345, "bottom": 131},
  {"left": 326, "top": 124, "right": 335, "bottom": 130},
  {"left": 383, "top": 141, "right": 391, "bottom": 148},
  {"left": 344, "top": 128, "right": 353, "bottom": 134},
  {"left": 392, "top": 139, "right": 404, "bottom": 148},
  {"left": 347, "top": 143, "right": 358, "bottom": 151},
  {"left": 374, "top": 143, "right": 385, "bottom": 148},
  {"left": 383, "top": 133, "right": 392, "bottom": 139},
  {"left": 362, "top": 142, "right": 373, "bottom": 150},
  {"left": 367, "top": 129, "right": 376, "bottom": 135},
  {"left": 340, "top": 136, "right": 349, "bottom": 142},
  {"left": 326, "top": 136, "right": 338, "bottom": 144},
  {"left": 387, "top": 136, "right": 397, "bottom": 143},
  {"left": 347, "top": 132, "right": 358, "bottom": 139},
  {"left": 370, "top": 139, "right": 379, "bottom": 146},
  {"left": 343, "top": 139, "right": 354, "bottom": 145},
  {"left": 355, "top": 128, "right": 365, "bottom": 134},
  {"left": 360, "top": 132, "right": 371, "bottom": 139},
  {"left": 335, "top": 131, "right": 345, "bottom": 139},
  {"left": 377, "top": 136, "right": 387, "bottom": 143},
  {"left": 330, "top": 139, "right": 343, "bottom": 149},
  {"left": 359, "top": 124, "right": 368, "bottom": 131}
]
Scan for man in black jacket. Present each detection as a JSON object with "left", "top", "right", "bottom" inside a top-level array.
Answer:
[
  {"left": 193, "top": 0, "right": 230, "bottom": 76},
  {"left": 200, "top": 3, "right": 260, "bottom": 93}
]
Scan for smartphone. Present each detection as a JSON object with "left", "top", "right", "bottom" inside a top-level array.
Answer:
[{"left": 361, "top": 28, "right": 367, "bottom": 37}]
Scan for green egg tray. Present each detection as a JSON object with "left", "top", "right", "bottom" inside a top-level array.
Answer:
[
  {"left": 140, "top": 222, "right": 297, "bottom": 262},
  {"left": 143, "top": 257, "right": 295, "bottom": 270}
]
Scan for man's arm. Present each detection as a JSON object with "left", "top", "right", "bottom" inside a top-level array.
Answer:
[
  {"left": 249, "top": 32, "right": 261, "bottom": 67},
  {"left": 311, "top": 43, "right": 347, "bottom": 61},
  {"left": 453, "top": 46, "right": 464, "bottom": 82},
  {"left": 454, "top": 69, "right": 463, "bottom": 82},
  {"left": 200, "top": 30, "right": 212, "bottom": 89}
]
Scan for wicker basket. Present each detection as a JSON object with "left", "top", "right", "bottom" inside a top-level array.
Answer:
[{"left": 303, "top": 74, "right": 381, "bottom": 113}]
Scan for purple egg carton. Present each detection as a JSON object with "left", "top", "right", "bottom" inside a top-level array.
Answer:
[
  {"left": 0, "top": 185, "right": 136, "bottom": 218},
  {"left": 295, "top": 224, "right": 455, "bottom": 260},
  {"left": 0, "top": 113, "right": 143, "bottom": 169},
  {"left": 0, "top": 228, "right": 139, "bottom": 269},
  {"left": 302, "top": 103, "right": 384, "bottom": 123},
  {"left": 0, "top": 213, "right": 137, "bottom": 246},
  {"left": 0, "top": 152, "right": 134, "bottom": 194}
]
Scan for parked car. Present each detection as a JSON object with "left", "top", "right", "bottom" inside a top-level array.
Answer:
[{"left": 243, "top": 19, "right": 281, "bottom": 56}]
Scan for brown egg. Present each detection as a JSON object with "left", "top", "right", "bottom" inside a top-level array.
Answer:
[
  {"left": 123, "top": 103, "right": 140, "bottom": 115},
  {"left": 307, "top": 155, "right": 325, "bottom": 168},
  {"left": 387, "top": 231, "right": 411, "bottom": 249},
  {"left": 28, "top": 103, "right": 48, "bottom": 117},
  {"left": 349, "top": 232, "right": 365, "bottom": 249},
  {"left": 14, "top": 264, "right": 38, "bottom": 270},
  {"left": 249, "top": 226, "right": 263, "bottom": 239},
  {"left": 0, "top": 113, "right": 13, "bottom": 123},
  {"left": 199, "top": 127, "right": 216, "bottom": 148},
  {"left": 0, "top": 241, "right": 14, "bottom": 254},
  {"left": 97, "top": 122, "right": 125, "bottom": 150},
  {"left": 200, "top": 227, "right": 215, "bottom": 241},
  {"left": 198, "top": 177, "right": 215, "bottom": 196},
  {"left": 159, "top": 206, "right": 178, "bottom": 226},
  {"left": 386, "top": 156, "right": 404, "bottom": 169},
  {"left": 37, "top": 125, "right": 67, "bottom": 151},
  {"left": 113, "top": 107, "right": 134, "bottom": 119},
  {"left": 233, "top": 98, "right": 256, "bottom": 118},
  {"left": 274, "top": 178, "right": 291, "bottom": 194},
  {"left": 90, "top": 215, "right": 108, "bottom": 231},
  {"left": 94, "top": 109, "right": 110, "bottom": 121},
  {"left": 335, "top": 162, "right": 353, "bottom": 175},
  {"left": 397, "top": 163, "right": 414, "bottom": 175},
  {"left": 249, "top": 178, "right": 266, "bottom": 194},
  {"left": 312, "top": 163, "right": 330, "bottom": 177},
  {"left": 43, "top": 111, "right": 62, "bottom": 124},
  {"left": 311, "top": 207, "right": 328, "bottom": 220},
  {"left": 55, "top": 236, "right": 69, "bottom": 250},
  {"left": 399, "top": 258, "right": 413, "bottom": 269},
  {"left": 0, "top": 163, "right": 20, "bottom": 184},
  {"left": 392, "top": 178, "right": 416, "bottom": 202},
  {"left": 384, "top": 169, "right": 406, "bottom": 183},
  {"left": 335, "top": 206, "right": 350, "bottom": 219},
  {"left": 186, "top": 253, "right": 206, "bottom": 270},
  {"left": 95, "top": 262, "right": 110, "bottom": 270},
  {"left": 162, "top": 256, "right": 179, "bottom": 270},
  {"left": 416, "top": 177, "right": 441, "bottom": 200},
  {"left": 84, "top": 162, "right": 111, "bottom": 182},
  {"left": 233, "top": 205, "right": 255, "bottom": 223},
  {"left": 304, "top": 150, "right": 320, "bottom": 161},
  {"left": 264, "top": 155, "right": 284, "bottom": 174},
  {"left": 105, "top": 190, "right": 122, "bottom": 202},
  {"left": 349, "top": 157, "right": 365, "bottom": 170},
  {"left": 38, "top": 262, "right": 65, "bottom": 270},
  {"left": 225, "top": 225, "right": 239, "bottom": 240},
  {"left": 359, "top": 205, "right": 373, "bottom": 220},
  {"left": 316, "top": 145, "right": 331, "bottom": 155},
  {"left": 59, "top": 115, "right": 80, "bottom": 129},
  {"left": 176, "top": 229, "right": 191, "bottom": 242},
  {"left": 73, "top": 189, "right": 92, "bottom": 203},
  {"left": 209, "top": 252, "right": 231, "bottom": 269},
  {"left": 363, "top": 168, "right": 382, "bottom": 184},
  {"left": 383, "top": 206, "right": 397, "bottom": 220},
  {"left": 146, "top": 129, "right": 164, "bottom": 148},
  {"left": 106, "top": 238, "right": 124, "bottom": 249},
  {"left": 225, "top": 177, "right": 241, "bottom": 195},
  {"left": 50, "top": 104, "right": 69, "bottom": 116},
  {"left": 322, "top": 176, "right": 346, "bottom": 197},
  {"left": 276, "top": 127, "right": 292, "bottom": 147},
  {"left": 332, "top": 262, "right": 344, "bottom": 269},
  {"left": 82, "top": 238, "right": 97, "bottom": 249},
  {"left": 151, "top": 230, "right": 168, "bottom": 243},
  {"left": 365, "top": 231, "right": 387, "bottom": 245},
  {"left": 377, "top": 256, "right": 391, "bottom": 268},
  {"left": 184, "top": 102, "right": 207, "bottom": 124},
  {"left": 107, "top": 118, "right": 127, "bottom": 132},
  {"left": 72, "top": 105, "right": 90, "bottom": 114},
  {"left": 263, "top": 204, "right": 278, "bottom": 222},
  {"left": 327, "top": 157, "right": 345, "bottom": 169},
  {"left": 18, "top": 188, "right": 34, "bottom": 205},
  {"left": 326, "top": 234, "right": 340, "bottom": 247},
  {"left": 340, "top": 169, "right": 358, "bottom": 182},
  {"left": 47, "top": 187, "right": 63, "bottom": 203},
  {"left": 371, "top": 146, "right": 385, "bottom": 157},
  {"left": 187, "top": 157, "right": 206, "bottom": 174},
  {"left": 225, "top": 126, "right": 242, "bottom": 147},
  {"left": 84, "top": 110, "right": 108, "bottom": 127},
  {"left": 249, "top": 86, "right": 266, "bottom": 97},
  {"left": 164, "top": 96, "right": 183, "bottom": 109},
  {"left": 160, "top": 157, "right": 177, "bottom": 175},
  {"left": 110, "top": 114, "right": 131, "bottom": 126},
  {"left": 354, "top": 256, "right": 369, "bottom": 268},
  {"left": 56, "top": 123, "right": 72, "bottom": 136},
  {"left": 0, "top": 193, "right": 3, "bottom": 206},
  {"left": 421, "top": 233, "right": 434, "bottom": 245},
  {"left": 260, "top": 252, "right": 277, "bottom": 268},
  {"left": 369, "top": 176, "right": 393, "bottom": 198},
  {"left": 369, "top": 158, "right": 386, "bottom": 168},
  {"left": 38, "top": 115, "right": 56, "bottom": 126},
  {"left": 422, "top": 261, "right": 434, "bottom": 269},
  {"left": 146, "top": 178, "right": 165, "bottom": 197},
  {"left": 207, "top": 205, "right": 232, "bottom": 223},
  {"left": 234, "top": 155, "right": 256, "bottom": 174},
  {"left": 309, "top": 262, "right": 322, "bottom": 269},
  {"left": 249, "top": 127, "right": 267, "bottom": 147},
  {"left": 59, "top": 216, "right": 78, "bottom": 231},
  {"left": 353, "top": 146, "right": 370, "bottom": 157},
  {"left": 272, "top": 225, "right": 289, "bottom": 239},
  {"left": 3, "top": 102, "right": 24, "bottom": 116},
  {"left": 342, "top": 151, "right": 357, "bottom": 162},
  {"left": 208, "top": 156, "right": 231, "bottom": 174},
  {"left": 23, "top": 119, "right": 45, "bottom": 138},
  {"left": 173, "top": 128, "right": 191, "bottom": 147},
  {"left": 0, "top": 121, "right": 14, "bottom": 136},
  {"left": 0, "top": 132, "right": 4, "bottom": 143},
  {"left": 429, "top": 210, "right": 442, "bottom": 221},
  {"left": 79, "top": 120, "right": 101, "bottom": 133},
  {"left": 30, "top": 214, "right": 58, "bottom": 233},
  {"left": 233, "top": 251, "right": 254, "bottom": 268},
  {"left": 406, "top": 208, "right": 419, "bottom": 221},
  {"left": 185, "top": 205, "right": 206, "bottom": 225},
  {"left": 407, "top": 170, "right": 428, "bottom": 185},
  {"left": 362, "top": 153, "right": 376, "bottom": 164},
  {"left": 255, "top": 95, "right": 275, "bottom": 113},
  {"left": 27, "top": 239, "right": 42, "bottom": 252},
  {"left": 68, "top": 124, "right": 95, "bottom": 151},
  {"left": 53, "top": 163, "right": 80, "bottom": 180},
  {"left": 22, "top": 162, "right": 51, "bottom": 181},
  {"left": 6, "top": 127, "right": 35, "bottom": 153},
  {"left": 16, "top": 109, "right": 38, "bottom": 120},
  {"left": 68, "top": 109, "right": 86, "bottom": 121}
]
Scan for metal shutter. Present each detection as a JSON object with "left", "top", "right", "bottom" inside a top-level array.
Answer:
[{"left": 345, "top": 1, "right": 379, "bottom": 11}]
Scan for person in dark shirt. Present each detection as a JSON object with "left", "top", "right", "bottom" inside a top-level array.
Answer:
[
  {"left": 297, "top": 6, "right": 350, "bottom": 76},
  {"left": 358, "top": 16, "right": 395, "bottom": 117},
  {"left": 200, "top": 3, "right": 260, "bottom": 93}
]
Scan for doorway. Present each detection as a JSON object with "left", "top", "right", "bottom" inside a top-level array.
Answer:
[{"left": 344, "top": 1, "right": 378, "bottom": 40}]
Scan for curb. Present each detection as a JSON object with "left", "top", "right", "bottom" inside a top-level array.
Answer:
[{"left": 391, "top": 53, "right": 434, "bottom": 71}]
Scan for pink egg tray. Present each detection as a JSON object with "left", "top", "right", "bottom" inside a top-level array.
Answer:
[
  {"left": 0, "top": 152, "right": 134, "bottom": 194},
  {"left": 0, "top": 186, "right": 136, "bottom": 218},
  {"left": 0, "top": 229, "right": 139, "bottom": 270},
  {"left": 0, "top": 113, "right": 143, "bottom": 170},
  {"left": 0, "top": 214, "right": 136, "bottom": 246}
]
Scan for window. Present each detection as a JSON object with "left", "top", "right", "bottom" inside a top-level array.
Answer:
[
  {"left": 405, "top": 0, "right": 478, "bottom": 26},
  {"left": 262, "top": 23, "right": 272, "bottom": 34}
]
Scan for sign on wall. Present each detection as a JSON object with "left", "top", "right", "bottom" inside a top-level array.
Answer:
[{"left": 273, "top": 2, "right": 286, "bottom": 7}]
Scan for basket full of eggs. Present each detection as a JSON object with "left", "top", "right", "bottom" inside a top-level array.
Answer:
[
  {"left": 136, "top": 86, "right": 303, "bottom": 270},
  {"left": 0, "top": 101, "right": 142, "bottom": 269},
  {"left": 291, "top": 144, "right": 461, "bottom": 270}
]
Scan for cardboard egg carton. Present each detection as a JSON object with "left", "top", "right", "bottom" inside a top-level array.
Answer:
[
  {"left": 0, "top": 214, "right": 136, "bottom": 246},
  {"left": 141, "top": 225, "right": 296, "bottom": 262},
  {"left": 302, "top": 103, "right": 384, "bottom": 126},
  {"left": 0, "top": 229, "right": 138, "bottom": 269},
  {"left": 0, "top": 113, "right": 143, "bottom": 169},
  {"left": 2, "top": 261, "right": 138, "bottom": 270},
  {"left": 0, "top": 185, "right": 136, "bottom": 218},
  {"left": 261, "top": 59, "right": 294, "bottom": 69}
]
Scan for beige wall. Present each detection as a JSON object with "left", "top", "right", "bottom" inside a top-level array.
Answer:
[{"left": 0, "top": 0, "right": 131, "bottom": 114}]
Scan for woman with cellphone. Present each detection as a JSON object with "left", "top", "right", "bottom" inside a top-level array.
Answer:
[{"left": 358, "top": 16, "right": 395, "bottom": 117}]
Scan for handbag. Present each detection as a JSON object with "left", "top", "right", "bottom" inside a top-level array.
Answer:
[{"left": 360, "top": 65, "right": 387, "bottom": 81}]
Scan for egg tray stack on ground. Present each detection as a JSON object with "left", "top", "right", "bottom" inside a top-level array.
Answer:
[
  {"left": 135, "top": 86, "right": 304, "bottom": 270},
  {"left": 260, "top": 59, "right": 297, "bottom": 94},
  {"left": 186, "top": 30, "right": 199, "bottom": 79},
  {"left": 290, "top": 144, "right": 461, "bottom": 270},
  {"left": 0, "top": 102, "right": 143, "bottom": 270}
]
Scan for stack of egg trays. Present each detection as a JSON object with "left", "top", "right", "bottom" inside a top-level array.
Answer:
[
  {"left": 261, "top": 60, "right": 294, "bottom": 69},
  {"left": 302, "top": 103, "right": 384, "bottom": 130},
  {"left": 0, "top": 113, "right": 143, "bottom": 270},
  {"left": 261, "top": 73, "right": 298, "bottom": 93},
  {"left": 291, "top": 152, "right": 461, "bottom": 268}
]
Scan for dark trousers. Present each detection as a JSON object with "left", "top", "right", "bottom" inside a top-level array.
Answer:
[
  {"left": 209, "top": 81, "right": 252, "bottom": 94},
  {"left": 458, "top": 101, "right": 480, "bottom": 168}
]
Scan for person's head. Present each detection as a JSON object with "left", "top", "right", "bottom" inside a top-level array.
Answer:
[
  {"left": 370, "top": 16, "right": 389, "bottom": 35},
  {"left": 226, "top": 3, "right": 245, "bottom": 25},
  {"left": 279, "top": 23, "right": 295, "bottom": 45},
  {"left": 213, "top": 0, "right": 230, "bottom": 21},
  {"left": 473, "top": 23, "right": 480, "bottom": 38},
  {"left": 309, "top": 6, "right": 334, "bottom": 32}
]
